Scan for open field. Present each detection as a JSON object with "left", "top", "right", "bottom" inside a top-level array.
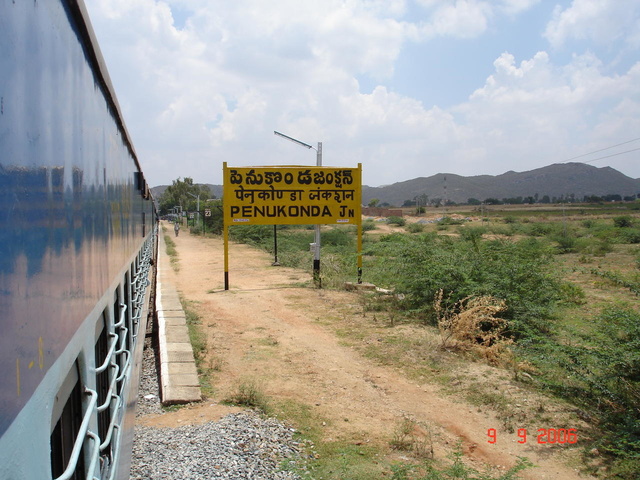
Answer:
[{"left": 164, "top": 202, "right": 638, "bottom": 478}]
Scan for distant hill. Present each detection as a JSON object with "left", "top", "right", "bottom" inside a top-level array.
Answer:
[
  {"left": 152, "top": 163, "right": 640, "bottom": 207},
  {"left": 362, "top": 163, "right": 640, "bottom": 206}
]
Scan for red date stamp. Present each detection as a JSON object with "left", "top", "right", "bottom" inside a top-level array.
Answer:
[{"left": 487, "top": 428, "right": 578, "bottom": 444}]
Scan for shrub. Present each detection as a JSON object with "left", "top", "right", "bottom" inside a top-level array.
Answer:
[
  {"left": 526, "top": 222, "right": 553, "bottom": 236},
  {"left": 621, "top": 228, "right": 640, "bottom": 244},
  {"left": 224, "top": 378, "right": 270, "bottom": 413},
  {"left": 459, "top": 226, "right": 486, "bottom": 247},
  {"left": 406, "top": 222, "right": 425, "bottom": 233},
  {"left": 435, "top": 290, "right": 512, "bottom": 365},
  {"left": 362, "top": 219, "right": 377, "bottom": 231},
  {"left": 387, "top": 216, "right": 406, "bottom": 226},
  {"left": 229, "top": 224, "right": 273, "bottom": 244},
  {"left": 574, "top": 237, "right": 613, "bottom": 256},
  {"left": 613, "top": 215, "right": 633, "bottom": 228},
  {"left": 437, "top": 216, "right": 465, "bottom": 225},
  {"left": 367, "top": 234, "right": 562, "bottom": 340},
  {"left": 322, "top": 227, "right": 353, "bottom": 247},
  {"left": 543, "top": 308, "right": 640, "bottom": 475},
  {"left": 552, "top": 234, "right": 577, "bottom": 253}
]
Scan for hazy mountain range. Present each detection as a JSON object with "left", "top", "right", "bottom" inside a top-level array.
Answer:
[{"left": 152, "top": 162, "right": 640, "bottom": 207}]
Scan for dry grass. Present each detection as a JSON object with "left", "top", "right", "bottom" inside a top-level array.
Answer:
[
  {"left": 389, "top": 416, "right": 434, "bottom": 460},
  {"left": 434, "top": 290, "right": 512, "bottom": 365}
]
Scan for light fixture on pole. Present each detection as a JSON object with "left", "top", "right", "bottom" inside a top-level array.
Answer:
[
  {"left": 186, "top": 192, "right": 201, "bottom": 225},
  {"left": 274, "top": 130, "right": 323, "bottom": 287}
]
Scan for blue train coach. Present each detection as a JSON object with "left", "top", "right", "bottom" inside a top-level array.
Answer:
[{"left": 0, "top": 1, "right": 157, "bottom": 479}]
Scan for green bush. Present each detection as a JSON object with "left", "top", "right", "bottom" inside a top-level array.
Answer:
[
  {"left": 366, "top": 234, "right": 562, "bottom": 339},
  {"left": 552, "top": 234, "right": 577, "bottom": 253},
  {"left": 536, "top": 307, "right": 640, "bottom": 476},
  {"left": 525, "top": 222, "right": 554, "bottom": 236},
  {"left": 574, "top": 237, "right": 613, "bottom": 256},
  {"left": 459, "top": 226, "right": 486, "bottom": 242},
  {"left": 613, "top": 215, "right": 633, "bottom": 228},
  {"left": 621, "top": 228, "right": 640, "bottom": 244},
  {"left": 362, "top": 219, "right": 377, "bottom": 231},
  {"left": 387, "top": 216, "right": 406, "bottom": 226},
  {"left": 437, "top": 216, "right": 466, "bottom": 226},
  {"left": 229, "top": 224, "right": 274, "bottom": 244},
  {"left": 322, "top": 227, "right": 353, "bottom": 247},
  {"left": 406, "top": 222, "right": 425, "bottom": 233}
]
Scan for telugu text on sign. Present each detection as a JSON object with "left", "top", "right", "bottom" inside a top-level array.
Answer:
[{"left": 223, "top": 164, "right": 362, "bottom": 225}]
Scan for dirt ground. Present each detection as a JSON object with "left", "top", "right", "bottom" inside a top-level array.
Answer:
[{"left": 144, "top": 221, "right": 594, "bottom": 479}]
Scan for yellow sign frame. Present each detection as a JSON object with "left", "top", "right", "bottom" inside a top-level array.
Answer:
[
  {"left": 222, "top": 163, "right": 363, "bottom": 290},
  {"left": 223, "top": 164, "right": 362, "bottom": 225}
]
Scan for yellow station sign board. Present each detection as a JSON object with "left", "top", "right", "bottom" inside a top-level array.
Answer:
[{"left": 223, "top": 163, "right": 362, "bottom": 226}]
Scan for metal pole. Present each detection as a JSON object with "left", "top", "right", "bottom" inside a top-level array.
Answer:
[
  {"left": 224, "top": 224, "right": 229, "bottom": 290},
  {"left": 273, "top": 131, "right": 323, "bottom": 287},
  {"left": 313, "top": 142, "right": 322, "bottom": 287},
  {"left": 187, "top": 192, "right": 201, "bottom": 225},
  {"left": 272, "top": 225, "right": 280, "bottom": 266},
  {"left": 356, "top": 163, "right": 363, "bottom": 284}
]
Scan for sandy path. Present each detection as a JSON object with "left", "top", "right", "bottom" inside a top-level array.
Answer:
[{"left": 148, "top": 222, "right": 592, "bottom": 479}]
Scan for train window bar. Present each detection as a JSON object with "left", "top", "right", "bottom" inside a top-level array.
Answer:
[
  {"left": 115, "top": 303, "right": 130, "bottom": 394},
  {"left": 97, "top": 364, "right": 119, "bottom": 413},
  {"left": 95, "top": 333, "right": 118, "bottom": 375},
  {"left": 98, "top": 304, "right": 131, "bottom": 459},
  {"left": 99, "top": 394, "right": 122, "bottom": 452},
  {"left": 52, "top": 388, "right": 100, "bottom": 480},
  {"left": 51, "top": 364, "right": 84, "bottom": 480},
  {"left": 95, "top": 320, "right": 111, "bottom": 465}
]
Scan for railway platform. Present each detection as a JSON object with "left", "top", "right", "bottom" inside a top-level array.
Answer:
[{"left": 155, "top": 233, "right": 202, "bottom": 404}]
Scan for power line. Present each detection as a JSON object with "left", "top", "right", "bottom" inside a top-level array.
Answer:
[
  {"left": 563, "top": 137, "right": 640, "bottom": 162},
  {"left": 579, "top": 147, "right": 640, "bottom": 165}
]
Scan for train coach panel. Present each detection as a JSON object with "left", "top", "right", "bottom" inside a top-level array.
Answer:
[{"left": 0, "top": 1, "right": 155, "bottom": 478}]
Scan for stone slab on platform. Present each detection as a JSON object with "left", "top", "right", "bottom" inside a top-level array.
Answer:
[{"left": 155, "top": 233, "right": 201, "bottom": 405}]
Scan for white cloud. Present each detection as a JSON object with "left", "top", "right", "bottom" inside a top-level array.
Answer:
[
  {"left": 413, "top": 0, "right": 539, "bottom": 39},
  {"left": 544, "top": 0, "right": 640, "bottom": 49},
  {"left": 414, "top": 0, "right": 492, "bottom": 39},
  {"left": 85, "top": 0, "right": 640, "bottom": 187},
  {"left": 453, "top": 51, "right": 640, "bottom": 176},
  {"left": 498, "top": 0, "right": 540, "bottom": 16}
]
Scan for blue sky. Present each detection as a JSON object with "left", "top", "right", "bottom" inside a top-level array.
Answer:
[{"left": 85, "top": 0, "right": 640, "bottom": 187}]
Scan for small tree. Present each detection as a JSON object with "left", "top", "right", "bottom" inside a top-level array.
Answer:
[{"left": 159, "top": 177, "right": 212, "bottom": 215}]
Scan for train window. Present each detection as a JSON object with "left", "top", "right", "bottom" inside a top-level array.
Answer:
[
  {"left": 113, "top": 289, "right": 120, "bottom": 326},
  {"left": 114, "top": 287, "right": 129, "bottom": 395},
  {"left": 50, "top": 363, "right": 84, "bottom": 480},
  {"left": 94, "top": 311, "right": 112, "bottom": 458},
  {"left": 124, "top": 271, "right": 132, "bottom": 348},
  {"left": 134, "top": 171, "right": 145, "bottom": 193}
]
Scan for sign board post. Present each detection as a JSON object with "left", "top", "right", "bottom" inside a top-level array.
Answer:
[{"left": 222, "top": 163, "right": 362, "bottom": 290}]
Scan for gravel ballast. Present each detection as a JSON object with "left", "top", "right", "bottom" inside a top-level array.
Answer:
[
  {"left": 130, "top": 412, "right": 303, "bottom": 480},
  {"left": 130, "top": 335, "right": 304, "bottom": 479}
]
